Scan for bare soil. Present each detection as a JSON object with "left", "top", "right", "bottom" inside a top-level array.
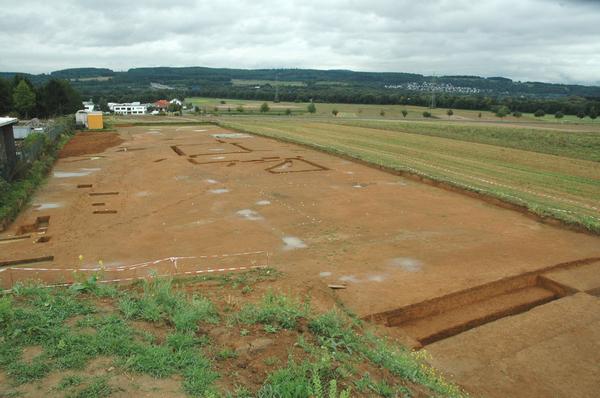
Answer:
[
  {"left": 2, "top": 124, "right": 600, "bottom": 397},
  {"left": 58, "top": 131, "right": 124, "bottom": 158}
]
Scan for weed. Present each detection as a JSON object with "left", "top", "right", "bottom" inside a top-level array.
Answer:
[
  {"left": 235, "top": 291, "right": 308, "bottom": 330},
  {"left": 216, "top": 348, "right": 238, "bottom": 361},
  {"left": 57, "top": 375, "right": 83, "bottom": 390},
  {"left": 67, "top": 376, "right": 114, "bottom": 398},
  {"left": 118, "top": 278, "right": 219, "bottom": 330},
  {"left": 6, "top": 358, "right": 51, "bottom": 384},
  {"left": 263, "top": 356, "right": 279, "bottom": 366}
]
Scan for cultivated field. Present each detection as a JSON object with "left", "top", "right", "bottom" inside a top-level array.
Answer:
[
  {"left": 1, "top": 120, "right": 599, "bottom": 397},
  {"left": 186, "top": 97, "right": 600, "bottom": 123}
]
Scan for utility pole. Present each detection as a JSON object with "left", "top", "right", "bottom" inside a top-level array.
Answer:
[
  {"left": 430, "top": 74, "right": 437, "bottom": 109},
  {"left": 274, "top": 73, "right": 280, "bottom": 103}
]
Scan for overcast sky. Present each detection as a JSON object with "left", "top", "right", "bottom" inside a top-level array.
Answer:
[{"left": 1, "top": 0, "right": 599, "bottom": 85}]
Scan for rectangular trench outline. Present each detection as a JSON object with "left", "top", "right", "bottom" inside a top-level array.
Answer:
[{"left": 364, "top": 257, "right": 600, "bottom": 346}]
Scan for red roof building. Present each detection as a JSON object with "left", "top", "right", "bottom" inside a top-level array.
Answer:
[{"left": 154, "top": 100, "right": 169, "bottom": 109}]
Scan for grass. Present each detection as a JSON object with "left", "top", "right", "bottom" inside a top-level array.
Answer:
[
  {"left": 333, "top": 119, "right": 600, "bottom": 162},
  {"left": 0, "top": 273, "right": 466, "bottom": 397},
  {"left": 218, "top": 118, "right": 600, "bottom": 234}
]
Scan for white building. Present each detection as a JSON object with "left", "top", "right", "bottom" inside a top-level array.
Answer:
[
  {"left": 82, "top": 101, "right": 95, "bottom": 112},
  {"left": 108, "top": 102, "right": 148, "bottom": 115},
  {"left": 169, "top": 98, "right": 182, "bottom": 106}
]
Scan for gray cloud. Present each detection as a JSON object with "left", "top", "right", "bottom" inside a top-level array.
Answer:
[{"left": 0, "top": 0, "right": 599, "bottom": 84}]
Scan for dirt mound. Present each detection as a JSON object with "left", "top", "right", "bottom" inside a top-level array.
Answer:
[{"left": 58, "top": 132, "right": 124, "bottom": 158}]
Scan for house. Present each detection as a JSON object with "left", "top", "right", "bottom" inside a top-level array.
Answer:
[
  {"left": 169, "top": 98, "right": 182, "bottom": 106},
  {"left": 108, "top": 102, "right": 148, "bottom": 115},
  {"left": 82, "top": 101, "right": 95, "bottom": 112},
  {"left": 0, "top": 117, "right": 18, "bottom": 180},
  {"left": 154, "top": 100, "right": 169, "bottom": 110}
]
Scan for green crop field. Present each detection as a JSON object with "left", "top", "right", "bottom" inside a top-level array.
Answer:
[
  {"left": 219, "top": 117, "right": 600, "bottom": 233},
  {"left": 186, "top": 97, "right": 600, "bottom": 124}
]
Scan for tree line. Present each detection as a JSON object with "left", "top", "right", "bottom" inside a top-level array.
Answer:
[{"left": 0, "top": 76, "right": 82, "bottom": 119}]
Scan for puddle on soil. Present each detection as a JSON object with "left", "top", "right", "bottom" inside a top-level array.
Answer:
[
  {"left": 389, "top": 257, "right": 422, "bottom": 272},
  {"left": 236, "top": 209, "right": 263, "bottom": 221},
  {"left": 90, "top": 157, "right": 102, "bottom": 160},
  {"left": 175, "top": 175, "right": 190, "bottom": 181},
  {"left": 209, "top": 148, "right": 225, "bottom": 152},
  {"left": 81, "top": 168, "right": 101, "bottom": 171},
  {"left": 344, "top": 171, "right": 354, "bottom": 175},
  {"left": 319, "top": 271, "right": 332, "bottom": 277},
  {"left": 256, "top": 200, "right": 271, "bottom": 206},
  {"left": 282, "top": 236, "right": 307, "bottom": 250},
  {"left": 205, "top": 179, "right": 218, "bottom": 184},
  {"left": 194, "top": 129, "right": 207, "bottom": 132},
  {"left": 35, "top": 203, "right": 61, "bottom": 210},
  {"left": 210, "top": 188, "right": 229, "bottom": 194},
  {"left": 339, "top": 275, "right": 360, "bottom": 283},
  {"left": 368, "top": 274, "right": 387, "bottom": 282},
  {"left": 135, "top": 191, "right": 150, "bottom": 197},
  {"left": 212, "top": 133, "right": 251, "bottom": 139},
  {"left": 212, "top": 156, "right": 226, "bottom": 160},
  {"left": 54, "top": 171, "right": 92, "bottom": 178}
]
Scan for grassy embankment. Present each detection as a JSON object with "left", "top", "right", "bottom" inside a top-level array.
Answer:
[
  {"left": 0, "top": 117, "right": 76, "bottom": 230},
  {"left": 219, "top": 118, "right": 600, "bottom": 233},
  {"left": 0, "top": 270, "right": 465, "bottom": 398}
]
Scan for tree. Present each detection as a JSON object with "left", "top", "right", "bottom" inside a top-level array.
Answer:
[
  {"left": 401, "top": 109, "right": 408, "bottom": 118},
  {"left": 512, "top": 111, "right": 522, "bottom": 117},
  {"left": 577, "top": 111, "right": 586, "bottom": 119},
  {"left": 380, "top": 110, "right": 385, "bottom": 117},
  {"left": 555, "top": 111, "right": 564, "bottom": 119},
  {"left": 446, "top": 109, "right": 453, "bottom": 117},
  {"left": 98, "top": 98, "right": 110, "bottom": 112},
  {"left": 236, "top": 105, "right": 244, "bottom": 113},
  {"left": 495, "top": 105, "right": 510, "bottom": 118},
  {"left": 167, "top": 102, "right": 182, "bottom": 112},
  {"left": 12, "top": 80, "right": 36, "bottom": 118},
  {"left": 422, "top": 111, "right": 431, "bottom": 118},
  {"left": 332, "top": 109, "right": 339, "bottom": 116},
  {"left": 285, "top": 108, "right": 292, "bottom": 115},
  {"left": 260, "top": 102, "right": 270, "bottom": 113},
  {"left": 478, "top": 112, "right": 482, "bottom": 118},
  {"left": 589, "top": 108, "right": 598, "bottom": 120},
  {"left": 0, "top": 78, "right": 11, "bottom": 114},
  {"left": 534, "top": 109, "right": 545, "bottom": 117},
  {"left": 307, "top": 101, "right": 316, "bottom": 113},
  {"left": 38, "top": 79, "right": 82, "bottom": 117}
]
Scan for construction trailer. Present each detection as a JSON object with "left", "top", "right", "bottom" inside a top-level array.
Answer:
[{"left": 75, "top": 110, "right": 104, "bottom": 129}]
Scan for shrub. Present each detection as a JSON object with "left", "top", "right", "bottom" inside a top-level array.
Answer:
[
  {"left": 534, "top": 109, "right": 545, "bottom": 117},
  {"left": 422, "top": 111, "right": 431, "bottom": 118}
]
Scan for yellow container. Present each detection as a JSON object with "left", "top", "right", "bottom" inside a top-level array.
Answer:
[{"left": 87, "top": 113, "right": 103, "bottom": 129}]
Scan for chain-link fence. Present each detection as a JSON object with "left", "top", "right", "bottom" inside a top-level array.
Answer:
[{"left": 11, "top": 117, "right": 75, "bottom": 173}]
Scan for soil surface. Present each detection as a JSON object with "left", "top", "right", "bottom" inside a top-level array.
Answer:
[
  {"left": 427, "top": 293, "right": 600, "bottom": 398},
  {"left": 58, "top": 131, "right": 124, "bottom": 158},
  {"left": 2, "top": 124, "right": 600, "bottom": 397}
]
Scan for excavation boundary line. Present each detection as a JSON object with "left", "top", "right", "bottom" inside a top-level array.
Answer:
[
  {"left": 0, "top": 251, "right": 268, "bottom": 273},
  {"left": 2, "top": 265, "right": 269, "bottom": 291}
]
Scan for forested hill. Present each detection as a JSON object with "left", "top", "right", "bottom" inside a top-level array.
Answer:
[
  {"left": 2, "top": 66, "right": 600, "bottom": 99},
  {"left": 2, "top": 67, "right": 599, "bottom": 115}
]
